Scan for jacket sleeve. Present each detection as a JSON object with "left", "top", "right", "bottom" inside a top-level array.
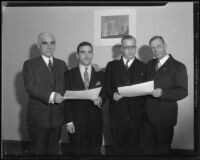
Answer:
[
  {"left": 99, "top": 71, "right": 107, "bottom": 106},
  {"left": 22, "top": 61, "right": 51, "bottom": 105},
  {"left": 161, "top": 63, "right": 188, "bottom": 101},
  {"left": 104, "top": 62, "right": 118, "bottom": 99},
  {"left": 64, "top": 70, "right": 73, "bottom": 124}
]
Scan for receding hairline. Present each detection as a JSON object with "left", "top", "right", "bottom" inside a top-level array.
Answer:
[
  {"left": 38, "top": 32, "right": 55, "bottom": 42},
  {"left": 149, "top": 36, "right": 165, "bottom": 45}
]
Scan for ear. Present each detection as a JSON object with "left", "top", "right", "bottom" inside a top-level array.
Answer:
[
  {"left": 37, "top": 42, "right": 40, "bottom": 50},
  {"left": 164, "top": 44, "right": 167, "bottom": 50},
  {"left": 120, "top": 46, "right": 123, "bottom": 52},
  {"left": 76, "top": 53, "right": 79, "bottom": 59}
]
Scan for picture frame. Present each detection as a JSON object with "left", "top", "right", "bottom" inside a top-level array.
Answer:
[{"left": 94, "top": 9, "right": 136, "bottom": 46}]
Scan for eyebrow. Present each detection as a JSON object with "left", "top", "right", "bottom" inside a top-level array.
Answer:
[{"left": 41, "top": 41, "right": 56, "bottom": 44}]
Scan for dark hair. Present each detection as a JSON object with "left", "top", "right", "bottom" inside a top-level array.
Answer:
[
  {"left": 77, "top": 41, "right": 93, "bottom": 53},
  {"left": 149, "top": 36, "right": 165, "bottom": 45},
  {"left": 121, "top": 35, "right": 136, "bottom": 44}
]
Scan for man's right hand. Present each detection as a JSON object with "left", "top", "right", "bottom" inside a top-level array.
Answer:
[
  {"left": 66, "top": 122, "right": 75, "bottom": 134},
  {"left": 113, "top": 92, "right": 123, "bottom": 101},
  {"left": 54, "top": 92, "right": 64, "bottom": 103}
]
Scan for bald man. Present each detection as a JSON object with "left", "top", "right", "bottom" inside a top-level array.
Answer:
[{"left": 23, "top": 32, "right": 68, "bottom": 155}]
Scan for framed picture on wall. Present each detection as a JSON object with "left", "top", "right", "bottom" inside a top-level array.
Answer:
[{"left": 94, "top": 9, "right": 136, "bottom": 46}]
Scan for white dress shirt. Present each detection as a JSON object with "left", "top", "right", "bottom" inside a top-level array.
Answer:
[{"left": 158, "top": 54, "right": 169, "bottom": 68}]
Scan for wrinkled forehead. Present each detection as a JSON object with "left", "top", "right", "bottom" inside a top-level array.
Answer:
[{"left": 38, "top": 32, "right": 55, "bottom": 42}]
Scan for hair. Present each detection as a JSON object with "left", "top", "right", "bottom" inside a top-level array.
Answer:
[
  {"left": 38, "top": 32, "right": 55, "bottom": 44},
  {"left": 121, "top": 35, "right": 136, "bottom": 44},
  {"left": 77, "top": 41, "right": 93, "bottom": 53},
  {"left": 149, "top": 35, "right": 165, "bottom": 45}
]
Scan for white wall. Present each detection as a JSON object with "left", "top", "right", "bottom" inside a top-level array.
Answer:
[{"left": 2, "top": 2, "right": 194, "bottom": 149}]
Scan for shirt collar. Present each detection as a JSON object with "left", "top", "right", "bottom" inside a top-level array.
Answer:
[
  {"left": 79, "top": 64, "right": 92, "bottom": 72},
  {"left": 158, "top": 54, "right": 169, "bottom": 66},
  {"left": 42, "top": 55, "right": 53, "bottom": 65},
  {"left": 122, "top": 56, "right": 135, "bottom": 66}
]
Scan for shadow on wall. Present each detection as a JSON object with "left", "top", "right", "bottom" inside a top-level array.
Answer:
[
  {"left": 138, "top": 45, "right": 154, "bottom": 64},
  {"left": 67, "top": 51, "right": 79, "bottom": 69},
  {"left": 15, "top": 72, "right": 29, "bottom": 140},
  {"left": 112, "top": 44, "right": 121, "bottom": 60},
  {"left": 15, "top": 44, "right": 41, "bottom": 141},
  {"left": 29, "top": 44, "right": 41, "bottom": 59}
]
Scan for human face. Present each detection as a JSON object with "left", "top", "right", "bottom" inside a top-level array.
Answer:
[
  {"left": 38, "top": 34, "right": 56, "bottom": 58},
  {"left": 121, "top": 39, "right": 137, "bottom": 60},
  {"left": 149, "top": 38, "right": 167, "bottom": 60},
  {"left": 77, "top": 45, "right": 93, "bottom": 66}
]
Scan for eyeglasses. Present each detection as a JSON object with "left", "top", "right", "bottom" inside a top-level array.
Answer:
[{"left": 122, "top": 45, "right": 136, "bottom": 50}]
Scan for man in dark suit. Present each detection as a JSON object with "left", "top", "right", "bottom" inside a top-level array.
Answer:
[
  {"left": 23, "top": 32, "right": 68, "bottom": 155},
  {"left": 64, "top": 42, "right": 106, "bottom": 155},
  {"left": 143, "top": 36, "right": 188, "bottom": 155},
  {"left": 104, "top": 35, "right": 147, "bottom": 154}
]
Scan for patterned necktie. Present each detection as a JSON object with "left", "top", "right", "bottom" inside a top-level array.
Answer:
[
  {"left": 84, "top": 67, "right": 89, "bottom": 89},
  {"left": 126, "top": 60, "right": 129, "bottom": 70},
  {"left": 48, "top": 59, "right": 53, "bottom": 71}
]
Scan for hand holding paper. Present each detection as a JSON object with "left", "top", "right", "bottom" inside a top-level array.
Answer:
[
  {"left": 113, "top": 92, "right": 123, "bottom": 101},
  {"left": 151, "top": 88, "right": 162, "bottom": 97},
  {"left": 118, "top": 81, "right": 154, "bottom": 97}
]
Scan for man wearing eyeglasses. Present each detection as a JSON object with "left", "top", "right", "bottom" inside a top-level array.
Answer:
[
  {"left": 23, "top": 32, "right": 68, "bottom": 155},
  {"left": 104, "top": 35, "right": 147, "bottom": 154}
]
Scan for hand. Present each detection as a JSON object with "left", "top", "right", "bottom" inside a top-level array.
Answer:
[
  {"left": 113, "top": 92, "right": 123, "bottom": 101},
  {"left": 54, "top": 92, "right": 64, "bottom": 103},
  {"left": 151, "top": 88, "right": 163, "bottom": 97},
  {"left": 66, "top": 122, "right": 75, "bottom": 134},
  {"left": 92, "top": 97, "right": 102, "bottom": 106},
  {"left": 92, "top": 64, "right": 100, "bottom": 72}
]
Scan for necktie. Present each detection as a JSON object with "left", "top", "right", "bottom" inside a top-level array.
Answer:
[
  {"left": 155, "top": 60, "right": 161, "bottom": 71},
  {"left": 84, "top": 67, "right": 89, "bottom": 89},
  {"left": 48, "top": 59, "right": 53, "bottom": 71},
  {"left": 125, "top": 60, "right": 129, "bottom": 70}
]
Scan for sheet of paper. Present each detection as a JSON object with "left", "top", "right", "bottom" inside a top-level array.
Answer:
[
  {"left": 64, "top": 87, "right": 102, "bottom": 100},
  {"left": 118, "top": 81, "right": 154, "bottom": 97}
]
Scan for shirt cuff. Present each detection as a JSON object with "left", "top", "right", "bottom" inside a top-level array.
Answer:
[{"left": 49, "top": 92, "right": 55, "bottom": 104}]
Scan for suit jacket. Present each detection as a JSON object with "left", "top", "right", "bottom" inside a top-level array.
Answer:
[
  {"left": 145, "top": 54, "right": 188, "bottom": 126},
  {"left": 64, "top": 66, "right": 106, "bottom": 125},
  {"left": 23, "top": 56, "right": 68, "bottom": 129},
  {"left": 104, "top": 57, "right": 147, "bottom": 124}
]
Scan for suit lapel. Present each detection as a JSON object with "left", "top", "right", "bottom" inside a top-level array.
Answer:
[
  {"left": 89, "top": 67, "right": 97, "bottom": 89},
  {"left": 53, "top": 58, "right": 62, "bottom": 90},
  {"left": 152, "top": 55, "right": 173, "bottom": 79},
  {"left": 36, "top": 56, "right": 55, "bottom": 88},
  {"left": 76, "top": 67, "right": 86, "bottom": 90}
]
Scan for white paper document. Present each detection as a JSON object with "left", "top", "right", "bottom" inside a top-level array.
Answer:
[
  {"left": 64, "top": 87, "right": 102, "bottom": 100},
  {"left": 118, "top": 81, "right": 154, "bottom": 97}
]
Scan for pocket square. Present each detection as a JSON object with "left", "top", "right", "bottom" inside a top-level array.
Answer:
[{"left": 95, "top": 81, "right": 101, "bottom": 86}]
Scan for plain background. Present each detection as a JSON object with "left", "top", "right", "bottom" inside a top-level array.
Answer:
[{"left": 2, "top": 2, "right": 194, "bottom": 149}]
